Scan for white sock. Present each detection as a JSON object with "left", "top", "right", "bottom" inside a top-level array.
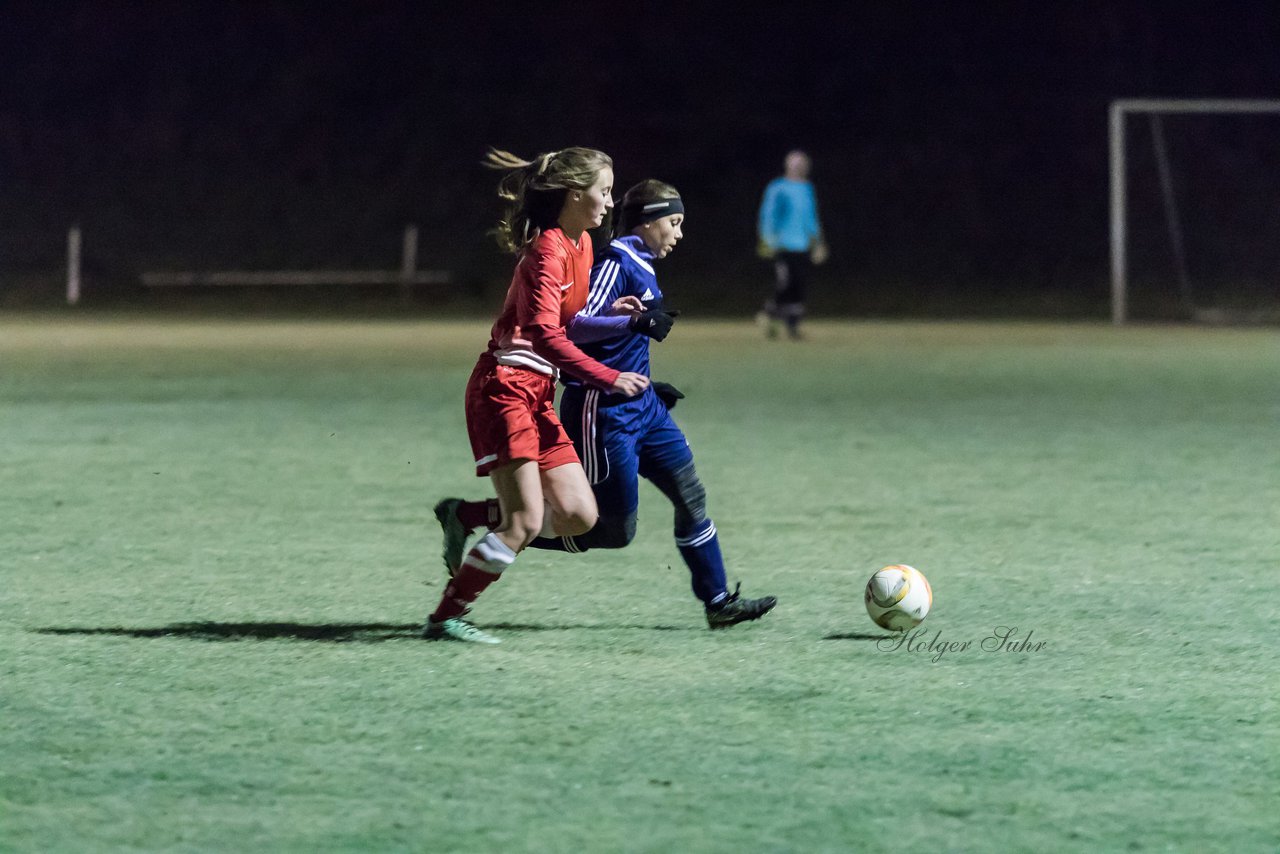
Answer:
[{"left": 462, "top": 532, "right": 518, "bottom": 575}]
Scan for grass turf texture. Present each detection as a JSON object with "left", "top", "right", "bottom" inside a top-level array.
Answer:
[{"left": 2, "top": 316, "right": 1277, "bottom": 852}]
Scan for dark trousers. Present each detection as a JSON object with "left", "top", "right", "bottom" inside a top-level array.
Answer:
[{"left": 764, "top": 251, "right": 810, "bottom": 329}]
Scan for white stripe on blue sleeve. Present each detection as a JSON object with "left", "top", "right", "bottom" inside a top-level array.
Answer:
[{"left": 582, "top": 259, "right": 621, "bottom": 317}]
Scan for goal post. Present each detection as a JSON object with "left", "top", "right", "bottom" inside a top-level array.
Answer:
[{"left": 1109, "top": 98, "right": 1280, "bottom": 325}]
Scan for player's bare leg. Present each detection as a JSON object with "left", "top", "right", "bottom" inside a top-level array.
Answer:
[{"left": 539, "top": 462, "right": 598, "bottom": 539}]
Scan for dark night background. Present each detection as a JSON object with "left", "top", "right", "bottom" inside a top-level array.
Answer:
[{"left": 2, "top": 1, "right": 1279, "bottom": 316}]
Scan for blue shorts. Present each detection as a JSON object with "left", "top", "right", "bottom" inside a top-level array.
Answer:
[{"left": 559, "top": 385, "right": 693, "bottom": 517}]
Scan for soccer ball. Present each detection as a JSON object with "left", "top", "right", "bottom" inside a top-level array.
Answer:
[{"left": 864, "top": 565, "right": 933, "bottom": 631}]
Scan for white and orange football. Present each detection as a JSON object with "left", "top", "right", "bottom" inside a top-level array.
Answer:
[{"left": 864, "top": 565, "right": 933, "bottom": 631}]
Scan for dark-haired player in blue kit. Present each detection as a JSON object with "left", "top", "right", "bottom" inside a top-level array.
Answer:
[{"left": 437, "top": 179, "right": 777, "bottom": 629}]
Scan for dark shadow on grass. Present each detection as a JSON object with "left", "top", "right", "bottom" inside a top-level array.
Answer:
[
  {"left": 34, "top": 622, "right": 424, "bottom": 642},
  {"left": 33, "top": 621, "right": 694, "bottom": 642},
  {"left": 822, "top": 632, "right": 895, "bottom": 641},
  {"left": 485, "top": 622, "right": 689, "bottom": 633}
]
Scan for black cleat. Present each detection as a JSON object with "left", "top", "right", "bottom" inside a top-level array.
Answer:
[{"left": 706, "top": 583, "right": 777, "bottom": 629}]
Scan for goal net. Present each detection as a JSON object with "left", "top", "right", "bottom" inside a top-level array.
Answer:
[{"left": 1109, "top": 99, "right": 1280, "bottom": 324}]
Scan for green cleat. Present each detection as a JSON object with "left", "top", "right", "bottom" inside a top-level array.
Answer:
[
  {"left": 423, "top": 615, "right": 500, "bottom": 644},
  {"left": 433, "top": 497, "right": 471, "bottom": 577}
]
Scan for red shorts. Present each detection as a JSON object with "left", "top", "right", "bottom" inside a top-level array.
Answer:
[{"left": 464, "top": 359, "right": 580, "bottom": 477}]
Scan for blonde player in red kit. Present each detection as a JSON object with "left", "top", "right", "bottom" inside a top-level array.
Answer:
[{"left": 424, "top": 147, "right": 649, "bottom": 644}]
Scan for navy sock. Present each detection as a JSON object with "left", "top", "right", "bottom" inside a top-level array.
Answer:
[{"left": 676, "top": 519, "right": 728, "bottom": 608}]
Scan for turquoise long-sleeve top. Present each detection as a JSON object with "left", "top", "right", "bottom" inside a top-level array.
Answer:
[{"left": 757, "top": 177, "right": 821, "bottom": 252}]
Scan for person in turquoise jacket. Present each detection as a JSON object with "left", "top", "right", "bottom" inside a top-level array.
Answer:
[{"left": 756, "top": 150, "right": 827, "bottom": 339}]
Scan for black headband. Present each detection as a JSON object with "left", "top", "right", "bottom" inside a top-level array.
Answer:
[{"left": 621, "top": 197, "right": 684, "bottom": 229}]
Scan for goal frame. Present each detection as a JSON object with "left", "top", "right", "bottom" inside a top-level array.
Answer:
[{"left": 1109, "top": 98, "right": 1280, "bottom": 324}]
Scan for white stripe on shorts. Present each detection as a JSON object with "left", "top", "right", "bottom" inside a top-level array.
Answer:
[{"left": 580, "top": 388, "right": 597, "bottom": 483}]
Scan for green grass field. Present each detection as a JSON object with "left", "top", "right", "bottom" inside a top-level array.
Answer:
[{"left": 2, "top": 315, "right": 1277, "bottom": 852}]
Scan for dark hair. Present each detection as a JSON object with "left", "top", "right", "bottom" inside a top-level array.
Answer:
[
  {"left": 618, "top": 179, "right": 681, "bottom": 233},
  {"left": 483, "top": 147, "right": 613, "bottom": 253}
]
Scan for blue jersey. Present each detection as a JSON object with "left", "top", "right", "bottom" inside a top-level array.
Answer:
[
  {"left": 562, "top": 235, "right": 664, "bottom": 388},
  {"left": 758, "top": 177, "right": 821, "bottom": 253}
]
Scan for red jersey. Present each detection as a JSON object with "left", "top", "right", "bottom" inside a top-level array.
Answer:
[{"left": 483, "top": 227, "right": 619, "bottom": 389}]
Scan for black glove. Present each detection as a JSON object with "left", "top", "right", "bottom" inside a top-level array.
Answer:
[
  {"left": 652, "top": 381, "right": 685, "bottom": 410},
  {"left": 630, "top": 308, "right": 680, "bottom": 342}
]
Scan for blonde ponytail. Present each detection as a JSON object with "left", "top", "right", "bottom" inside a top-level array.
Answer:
[{"left": 483, "top": 146, "right": 612, "bottom": 253}]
